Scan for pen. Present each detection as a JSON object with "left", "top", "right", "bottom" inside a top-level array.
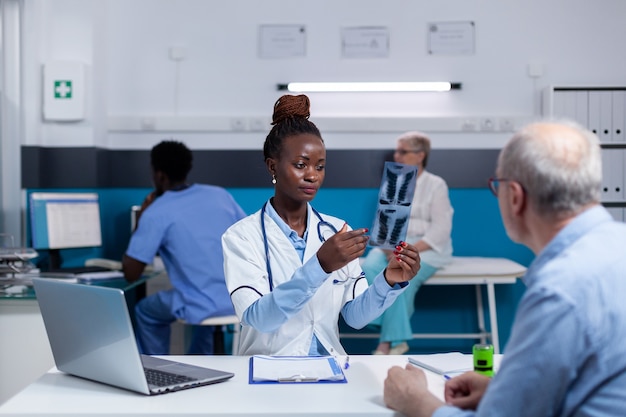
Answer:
[
  {"left": 443, "top": 374, "right": 452, "bottom": 380},
  {"left": 344, "top": 356, "right": 350, "bottom": 370},
  {"left": 278, "top": 376, "right": 319, "bottom": 383}
]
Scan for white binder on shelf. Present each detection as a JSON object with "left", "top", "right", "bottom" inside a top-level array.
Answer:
[
  {"left": 589, "top": 90, "right": 613, "bottom": 143},
  {"left": 601, "top": 149, "right": 625, "bottom": 202},
  {"left": 612, "top": 90, "right": 626, "bottom": 143}
]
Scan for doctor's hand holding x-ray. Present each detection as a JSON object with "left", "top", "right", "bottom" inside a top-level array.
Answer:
[
  {"left": 222, "top": 94, "right": 420, "bottom": 357},
  {"left": 316, "top": 223, "right": 420, "bottom": 287}
]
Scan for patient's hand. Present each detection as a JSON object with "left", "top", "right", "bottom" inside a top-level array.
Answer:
[{"left": 444, "top": 371, "right": 491, "bottom": 410}]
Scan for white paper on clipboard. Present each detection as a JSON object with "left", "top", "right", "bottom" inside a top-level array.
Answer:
[{"left": 250, "top": 355, "right": 345, "bottom": 383}]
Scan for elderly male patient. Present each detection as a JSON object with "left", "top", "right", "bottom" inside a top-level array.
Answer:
[{"left": 383, "top": 121, "right": 626, "bottom": 416}]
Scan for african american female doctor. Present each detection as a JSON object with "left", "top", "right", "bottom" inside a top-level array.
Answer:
[{"left": 222, "top": 94, "right": 421, "bottom": 356}]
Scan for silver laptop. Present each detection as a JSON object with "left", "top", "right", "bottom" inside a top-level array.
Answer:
[{"left": 32, "top": 278, "right": 234, "bottom": 395}]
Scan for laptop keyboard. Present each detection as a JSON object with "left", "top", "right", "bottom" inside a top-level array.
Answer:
[{"left": 144, "top": 368, "right": 197, "bottom": 387}]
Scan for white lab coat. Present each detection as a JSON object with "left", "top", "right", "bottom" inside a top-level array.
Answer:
[{"left": 222, "top": 204, "right": 368, "bottom": 356}]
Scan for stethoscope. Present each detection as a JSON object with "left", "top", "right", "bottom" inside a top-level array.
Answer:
[{"left": 261, "top": 201, "right": 338, "bottom": 291}]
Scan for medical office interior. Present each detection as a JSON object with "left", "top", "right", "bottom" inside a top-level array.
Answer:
[{"left": 1, "top": 0, "right": 625, "bottom": 405}]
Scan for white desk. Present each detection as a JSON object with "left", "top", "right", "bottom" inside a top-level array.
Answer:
[
  {"left": 0, "top": 298, "right": 54, "bottom": 406},
  {"left": 0, "top": 355, "right": 446, "bottom": 416},
  {"left": 342, "top": 257, "right": 527, "bottom": 353}
]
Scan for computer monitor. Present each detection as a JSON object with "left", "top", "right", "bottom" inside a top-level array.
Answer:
[{"left": 29, "top": 192, "right": 103, "bottom": 270}]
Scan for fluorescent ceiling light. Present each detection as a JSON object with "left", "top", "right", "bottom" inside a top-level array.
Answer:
[{"left": 277, "top": 82, "right": 461, "bottom": 92}]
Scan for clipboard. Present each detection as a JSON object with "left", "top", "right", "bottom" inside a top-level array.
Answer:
[{"left": 248, "top": 355, "right": 347, "bottom": 384}]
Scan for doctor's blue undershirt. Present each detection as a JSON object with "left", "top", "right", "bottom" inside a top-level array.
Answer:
[{"left": 242, "top": 201, "right": 407, "bottom": 356}]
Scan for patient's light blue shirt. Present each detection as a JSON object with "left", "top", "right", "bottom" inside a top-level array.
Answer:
[
  {"left": 435, "top": 206, "right": 626, "bottom": 417},
  {"left": 242, "top": 201, "right": 406, "bottom": 355}
]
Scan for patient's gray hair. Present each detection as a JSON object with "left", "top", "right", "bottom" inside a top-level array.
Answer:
[
  {"left": 498, "top": 120, "right": 601, "bottom": 217},
  {"left": 397, "top": 131, "right": 431, "bottom": 168}
]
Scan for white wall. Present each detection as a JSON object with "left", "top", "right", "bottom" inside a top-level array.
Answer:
[{"left": 20, "top": 0, "right": 626, "bottom": 149}]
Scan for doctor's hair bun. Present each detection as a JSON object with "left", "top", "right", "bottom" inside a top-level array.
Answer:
[
  {"left": 272, "top": 95, "right": 311, "bottom": 125},
  {"left": 263, "top": 93, "right": 322, "bottom": 161}
]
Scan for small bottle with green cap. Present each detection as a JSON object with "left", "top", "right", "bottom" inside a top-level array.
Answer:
[{"left": 473, "top": 343, "right": 494, "bottom": 377}]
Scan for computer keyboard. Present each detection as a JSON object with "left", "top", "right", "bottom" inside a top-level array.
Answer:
[
  {"left": 84, "top": 258, "right": 123, "bottom": 270},
  {"left": 144, "top": 368, "right": 196, "bottom": 387}
]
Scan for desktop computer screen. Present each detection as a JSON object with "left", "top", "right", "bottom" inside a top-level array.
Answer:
[{"left": 29, "top": 192, "right": 103, "bottom": 269}]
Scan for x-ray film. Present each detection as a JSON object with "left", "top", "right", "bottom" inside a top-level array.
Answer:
[{"left": 369, "top": 162, "right": 418, "bottom": 249}]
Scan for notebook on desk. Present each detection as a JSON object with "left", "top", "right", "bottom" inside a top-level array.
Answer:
[
  {"left": 32, "top": 278, "right": 234, "bottom": 395},
  {"left": 408, "top": 352, "right": 473, "bottom": 375}
]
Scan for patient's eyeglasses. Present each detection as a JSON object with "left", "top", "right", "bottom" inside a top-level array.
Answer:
[
  {"left": 488, "top": 177, "right": 523, "bottom": 197},
  {"left": 394, "top": 149, "right": 422, "bottom": 156}
]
